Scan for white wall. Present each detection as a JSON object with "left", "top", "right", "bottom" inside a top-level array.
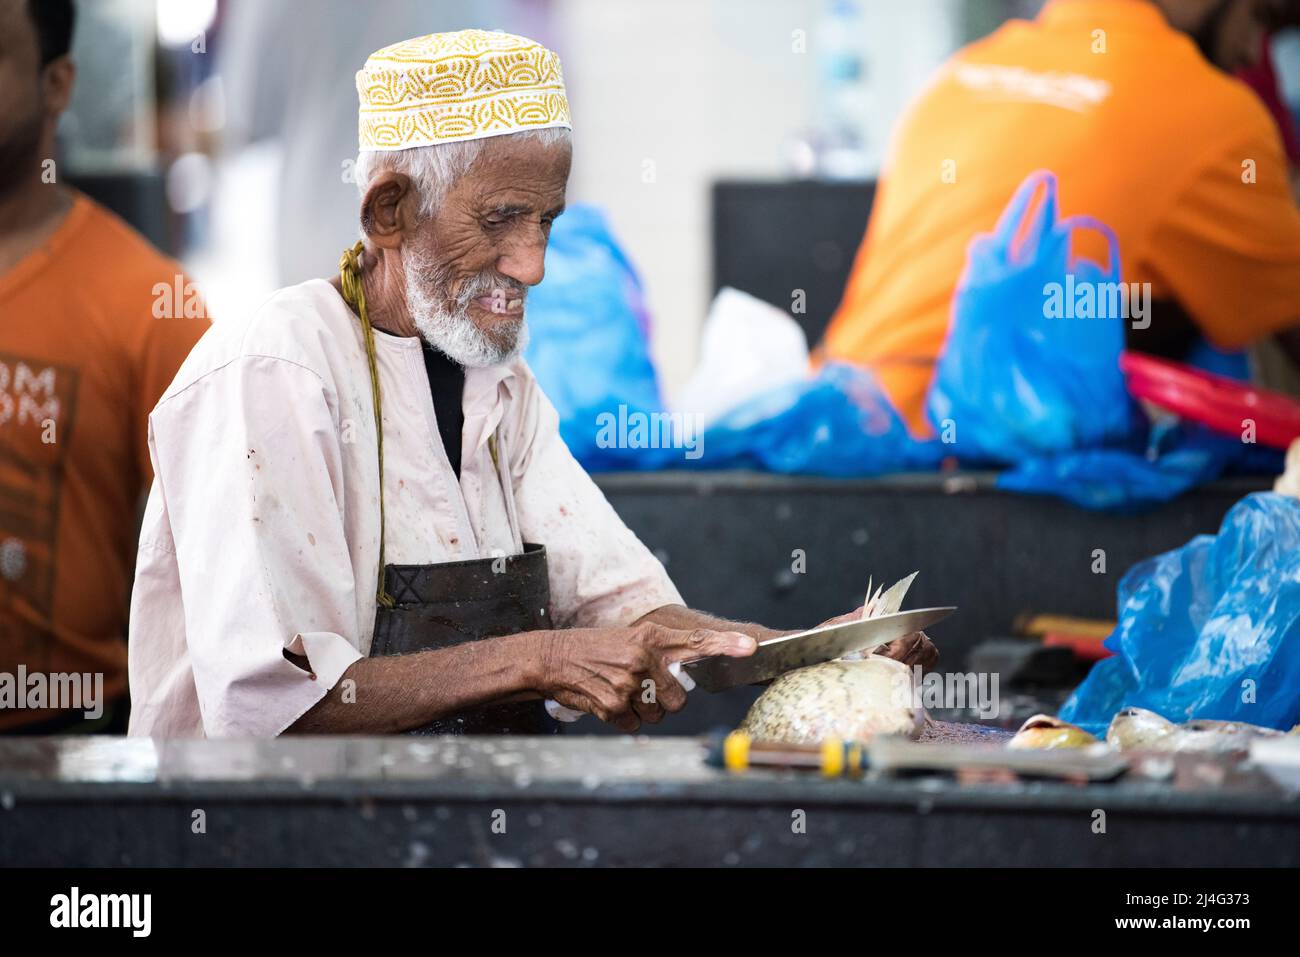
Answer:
[{"left": 554, "top": 0, "right": 960, "bottom": 396}]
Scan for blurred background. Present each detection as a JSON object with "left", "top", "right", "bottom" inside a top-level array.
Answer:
[
  {"left": 24, "top": 0, "right": 1300, "bottom": 743},
  {"left": 61, "top": 0, "right": 1088, "bottom": 395}
]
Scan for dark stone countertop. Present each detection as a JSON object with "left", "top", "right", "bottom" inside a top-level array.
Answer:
[
  {"left": 5, "top": 736, "right": 1300, "bottom": 865},
  {"left": 2, "top": 735, "right": 1296, "bottom": 816}
]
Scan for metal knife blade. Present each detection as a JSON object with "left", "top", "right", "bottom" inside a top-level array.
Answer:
[{"left": 680, "top": 606, "right": 956, "bottom": 693}]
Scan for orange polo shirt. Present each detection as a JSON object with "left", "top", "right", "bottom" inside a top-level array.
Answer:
[
  {"left": 819, "top": 0, "right": 1300, "bottom": 436},
  {"left": 0, "top": 193, "right": 209, "bottom": 729}
]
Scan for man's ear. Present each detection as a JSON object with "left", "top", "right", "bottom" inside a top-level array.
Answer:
[
  {"left": 360, "top": 170, "right": 418, "bottom": 251},
  {"left": 41, "top": 56, "right": 75, "bottom": 121}
]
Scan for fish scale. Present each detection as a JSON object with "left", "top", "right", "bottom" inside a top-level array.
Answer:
[{"left": 739, "top": 656, "right": 925, "bottom": 745}]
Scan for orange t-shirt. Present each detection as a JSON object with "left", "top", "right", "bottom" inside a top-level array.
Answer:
[
  {"left": 0, "top": 193, "right": 209, "bottom": 728},
  {"left": 819, "top": 0, "right": 1300, "bottom": 436}
]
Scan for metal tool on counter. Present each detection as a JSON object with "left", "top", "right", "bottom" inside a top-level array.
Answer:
[
  {"left": 868, "top": 736, "right": 1128, "bottom": 781},
  {"left": 680, "top": 605, "right": 956, "bottom": 693},
  {"left": 706, "top": 730, "right": 1129, "bottom": 782},
  {"left": 705, "top": 731, "right": 871, "bottom": 778}
]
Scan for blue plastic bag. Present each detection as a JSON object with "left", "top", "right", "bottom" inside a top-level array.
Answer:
[
  {"left": 523, "top": 205, "right": 664, "bottom": 467},
  {"left": 997, "top": 423, "right": 1284, "bottom": 513},
  {"left": 688, "top": 362, "right": 945, "bottom": 475},
  {"left": 927, "top": 170, "right": 1139, "bottom": 463},
  {"left": 1059, "top": 492, "right": 1300, "bottom": 734}
]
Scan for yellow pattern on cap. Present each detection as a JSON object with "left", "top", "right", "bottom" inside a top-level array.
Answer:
[{"left": 356, "top": 29, "right": 571, "bottom": 151}]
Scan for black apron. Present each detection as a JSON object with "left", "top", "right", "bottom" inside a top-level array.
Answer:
[
  {"left": 338, "top": 241, "right": 557, "bottom": 736},
  {"left": 368, "top": 544, "right": 558, "bottom": 735}
]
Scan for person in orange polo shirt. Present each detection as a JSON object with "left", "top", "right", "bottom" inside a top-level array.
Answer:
[
  {"left": 818, "top": 0, "right": 1300, "bottom": 437},
  {"left": 0, "top": 0, "right": 209, "bottom": 732}
]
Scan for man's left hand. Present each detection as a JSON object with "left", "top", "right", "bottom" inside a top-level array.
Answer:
[{"left": 813, "top": 607, "right": 940, "bottom": 673}]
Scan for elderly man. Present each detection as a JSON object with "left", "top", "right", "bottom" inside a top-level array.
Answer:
[{"left": 128, "top": 30, "right": 934, "bottom": 738}]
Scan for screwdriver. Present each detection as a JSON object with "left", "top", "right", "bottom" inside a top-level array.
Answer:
[{"left": 703, "top": 729, "right": 869, "bottom": 778}]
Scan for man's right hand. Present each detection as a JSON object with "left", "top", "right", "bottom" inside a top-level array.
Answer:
[{"left": 537, "top": 623, "right": 756, "bottom": 732}]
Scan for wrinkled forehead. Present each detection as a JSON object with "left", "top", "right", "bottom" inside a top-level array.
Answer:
[{"left": 455, "top": 135, "right": 573, "bottom": 203}]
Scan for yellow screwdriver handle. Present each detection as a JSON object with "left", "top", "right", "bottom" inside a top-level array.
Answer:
[{"left": 723, "top": 730, "right": 752, "bottom": 771}]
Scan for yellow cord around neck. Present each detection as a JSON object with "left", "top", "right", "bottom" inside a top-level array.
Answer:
[{"left": 339, "top": 241, "right": 395, "bottom": 608}]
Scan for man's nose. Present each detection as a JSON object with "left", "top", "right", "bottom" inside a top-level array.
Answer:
[{"left": 497, "top": 231, "right": 548, "bottom": 288}]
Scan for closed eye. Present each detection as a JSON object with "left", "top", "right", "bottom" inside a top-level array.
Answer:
[
  {"left": 483, "top": 206, "right": 529, "bottom": 227},
  {"left": 483, "top": 205, "right": 565, "bottom": 230}
]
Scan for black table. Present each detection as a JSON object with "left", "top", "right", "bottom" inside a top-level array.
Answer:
[{"left": 2, "top": 737, "right": 1296, "bottom": 867}]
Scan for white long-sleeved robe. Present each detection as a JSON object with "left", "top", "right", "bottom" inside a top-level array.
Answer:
[{"left": 127, "top": 279, "right": 682, "bottom": 737}]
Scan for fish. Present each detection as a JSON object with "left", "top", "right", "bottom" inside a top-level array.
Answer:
[
  {"left": 1106, "top": 707, "right": 1179, "bottom": 750},
  {"left": 1183, "top": 718, "right": 1281, "bottom": 738},
  {"left": 842, "top": 571, "right": 921, "bottom": 662},
  {"left": 739, "top": 656, "right": 925, "bottom": 745},
  {"left": 1006, "top": 714, "right": 1098, "bottom": 750},
  {"left": 1107, "top": 707, "right": 1282, "bottom": 753},
  {"left": 864, "top": 571, "right": 918, "bottom": 620},
  {"left": 739, "top": 573, "right": 930, "bottom": 745}
]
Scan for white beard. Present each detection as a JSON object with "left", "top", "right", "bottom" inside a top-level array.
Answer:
[{"left": 402, "top": 245, "right": 529, "bottom": 368}]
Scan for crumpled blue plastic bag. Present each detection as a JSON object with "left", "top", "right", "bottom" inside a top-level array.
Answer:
[
  {"left": 1059, "top": 492, "right": 1300, "bottom": 734},
  {"left": 687, "top": 362, "right": 944, "bottom": 475},
  {"left": 523, "top": 205, "right": 664, "bottom": 468},
  {"left": 927, "top": 170, "right": 1139, "bottom": 464},
  {"left": 998, "top": 422, "right": 1285, "bottom": 513}
]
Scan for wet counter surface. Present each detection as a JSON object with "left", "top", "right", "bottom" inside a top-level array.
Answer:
[{"left": 2, "top": 736, "right": 1298, "bottom": 866}]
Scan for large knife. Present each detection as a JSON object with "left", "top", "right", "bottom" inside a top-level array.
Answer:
[{"left": 679, "top": 606, "right": 956, "bottom": 693}]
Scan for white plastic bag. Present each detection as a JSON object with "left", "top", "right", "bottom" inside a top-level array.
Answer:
[{"left": 671, "top": 287, "right": 809, "bottom": 427}]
